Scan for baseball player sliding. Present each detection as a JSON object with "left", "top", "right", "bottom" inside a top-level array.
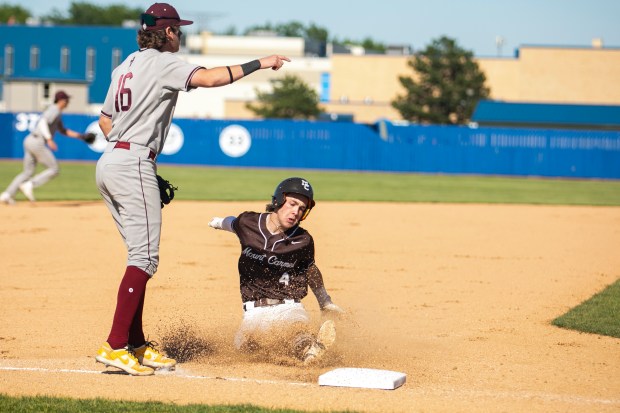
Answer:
[
  {"left": 95, "top": 2, "right": 290, "bottom": 376},
  {"left": 209, "top": 177, "right": 345, "bottom": 365},
  {"left": 0, "top": 91, "right": 95, "bottom": 205}
]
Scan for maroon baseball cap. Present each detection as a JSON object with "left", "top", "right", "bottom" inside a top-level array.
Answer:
[
  {"left": 141, "top": 3, "right": 193, "bottom": 31},
  {"left": 54, "top": 91, "right": 70, "bottom": 102}
]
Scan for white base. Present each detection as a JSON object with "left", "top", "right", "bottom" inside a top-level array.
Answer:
[{"left": 318, "top": 368, "right": 406, "bottom": 390}]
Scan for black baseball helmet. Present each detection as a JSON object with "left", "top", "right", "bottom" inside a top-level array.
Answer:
[{"left": 271, "top": 177, "right": 315, "bottom": 220}]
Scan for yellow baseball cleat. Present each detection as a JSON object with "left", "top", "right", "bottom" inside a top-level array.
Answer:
[
  {"left": 133, "top": 341, "right": 177, "bottom": 369},
  {"left": 95, "top": 342, "right": 154, "bottom": 376}
]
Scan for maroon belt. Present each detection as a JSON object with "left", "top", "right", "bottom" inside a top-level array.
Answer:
[{"left": 114, "top": 141, "right": 156, "bottom": 160}]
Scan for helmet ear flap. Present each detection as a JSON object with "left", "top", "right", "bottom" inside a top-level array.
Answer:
[{"left": 272, "top": 192, "right": 285, "bottom": 209}]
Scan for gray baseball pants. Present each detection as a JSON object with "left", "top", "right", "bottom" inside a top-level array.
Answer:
[
  {"left": 96, "top": 141, "right": 161, "bottom": 277},
  {"left": 4, "top": 135, "right": 59, "bottom": 196}
]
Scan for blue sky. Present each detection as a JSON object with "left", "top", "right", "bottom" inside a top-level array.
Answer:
[{"left": 22, "top": 0, "right": 620, "bottom": 57}]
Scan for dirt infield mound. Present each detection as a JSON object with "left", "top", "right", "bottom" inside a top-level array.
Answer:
[{"left": 1, "top": 201, "right": 618, "bottom": 412}]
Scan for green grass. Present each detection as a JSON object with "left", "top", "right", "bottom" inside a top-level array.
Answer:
[
  {"left": 0, "top": 395, "right": 354, "bottom": 413},
  {"left": 552, "top": 279, "right": 620, "bottom": 338},
  {"left": 1, "top": 160, "right": 620, "bottom": 205}
]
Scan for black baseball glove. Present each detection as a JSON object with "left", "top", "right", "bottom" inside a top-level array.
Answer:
[
  {"left": 81, "top": 132, "right": 96, "bottom": 144},
  {"left": 156, "top": 174, "right": 178, "bottom": 208}
]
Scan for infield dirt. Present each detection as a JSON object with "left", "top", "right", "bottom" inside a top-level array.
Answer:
[{"left": 0, "top": 201, "right": 618, "bottom": 412}]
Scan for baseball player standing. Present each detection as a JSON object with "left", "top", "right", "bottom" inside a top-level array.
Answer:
[
  {"left": 94, "top": 2, "right": 290, "bottom": 376},
  {"left": 208, "top": 177, "right": 344, "bottom": 365},
  {"left": 0, "top": 91, "right": 86, "bottom": 205}
]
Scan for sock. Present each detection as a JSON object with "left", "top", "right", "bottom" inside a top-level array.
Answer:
[
  {"left": 106, "top": 266, "right": 149, "bottom": 349},
  {"left": 128, "top": 289, "right": 146, "bottom": 347}
]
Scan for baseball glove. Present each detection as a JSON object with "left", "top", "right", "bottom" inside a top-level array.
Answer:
[
  {"left": 81, "top": 132, "right": 96, "bottom": 144},
  {"left": 157, "top": 174, "right": 178, "bottom": 208}
]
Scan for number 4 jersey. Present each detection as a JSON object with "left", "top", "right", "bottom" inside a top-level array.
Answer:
[
  {"left": 100, "top": 48, "right": 203, "bottom": 155},
  {"left": 232, "top": 212, "right": 316, "bottom": 302}
]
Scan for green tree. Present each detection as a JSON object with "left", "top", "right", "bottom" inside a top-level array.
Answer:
[
  {"left": 392, "top": 36, "right": 489, "bottom": 125},
  {"left": 244, "top": 21, "right": 328, "bottom": 43},
  {"left": 244, "top": 22, "right": 276, "bottom": 35},
  {"left": 360, "top": 37, "right": 387, "bottom": 53},
  {"left": 332, "top": 35, "right": 388, "bottom": 53},
  {"left": 0, "top": 4, "right": 31, "bottom": 23},
  {"left": 246, "top": 74, "right": 324, "bottom": 120},
  {"left": 305, "top": 23, "right": 328, "bottom": 43},
  {"left": 244, "top": 20, "right": 386, "bottom": 52},
  {"left": 220, "top": 25, "right": 237, "bottom": 35},
  {"left": 43, "top": 2, "right": 142, "bottom": 26},
  {"left": 274, "top": 21, "right": 305, "bottom": 37}
]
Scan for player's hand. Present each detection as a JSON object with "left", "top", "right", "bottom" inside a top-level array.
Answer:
[
  {"left": 321, "top": 302, "right": 345, "bottom": 315},
  {"left": 208, "top": 217, "right": 224, "bottom": 230},
  {"left": 81, "top": 132, "right": 96, "bottom": 144},
  {"left": 47, "top": 140, "right": 58, "bottom": 151},
  {"left": 259, "top": 55, "right": 291, "bottom": 71}
]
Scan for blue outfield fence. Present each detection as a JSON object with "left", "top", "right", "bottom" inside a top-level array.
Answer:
[{"left": 2, "top": 112, "right": 619, "bottom": 179}]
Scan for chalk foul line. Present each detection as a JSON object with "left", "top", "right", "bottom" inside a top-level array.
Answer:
[
  {"left": 0, "top": 365, "right": 312, "bottom": 387},
  {"left": 1, "top": 365, "right": 619, "bottom": 406}
]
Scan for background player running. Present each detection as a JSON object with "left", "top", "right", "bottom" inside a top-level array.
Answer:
[
  {"left": 209, "top": 177, "right": 344, "bottom": 365},
  {"left": 1, "top": 91, "right": 87, "bottom": 205},
  {"left": 94, "top": 2, "right": 291, "bottom": 376}
]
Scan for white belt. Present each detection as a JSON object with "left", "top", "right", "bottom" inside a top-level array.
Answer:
[{"left": 243, "top": 298, "right": 299, "bottom": 311}]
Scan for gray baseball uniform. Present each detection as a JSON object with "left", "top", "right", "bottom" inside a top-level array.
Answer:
[
  {"left": 4, "top": 105, "right": 62, "bottom": 197},
  {"left": 96, "top": 48, "right": 203, "bottom": 276}
]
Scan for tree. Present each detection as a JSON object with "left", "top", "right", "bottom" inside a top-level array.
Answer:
[
  {"left": 43, "top": 2, "right": 142, "bottom": 26},
  {"left": 244, "top": 22, "right": 273, "bottom": 35},
  {"left": 244, "top": 20, "right": 386, "bottom": 53},
  {"left": 360, "top": 37, "right": 386, "bottom": 53},
  {"left": 244, "top": 21, "right": 328, "bottom": 43},
  {"left": 220, "top": 26, "right": 237, "bottom": 36},
  {"left": 273, "top": 21, "right": 305, "bottom": 38},
  {"left": 0, "top": 4, "right": 31, "bottom": 23},
  {"left": 305, "top": 23, "right": 328, "bottom": 43},
  {"left": 246, "top": 74, "right": 324, "bottom": 120},
  {"left": 335, "top": 37, "right": 386, "bottom": 53},
  {"left": 392, "top": 36, "right": 489, "bottom": 125}
]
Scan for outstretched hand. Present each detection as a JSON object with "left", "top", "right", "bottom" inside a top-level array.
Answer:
[
  {"left": 321, "top": 302, "right": 345, "bottom": 315},
  {"left": 208, "top": 217, "right": 224, "bottom": 229},
  {"left": 259, "top": 55, "right": 291, "bottom": 71}
]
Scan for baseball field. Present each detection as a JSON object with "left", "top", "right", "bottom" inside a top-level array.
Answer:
[{"left": 0, "top": 161, "right": 619, "bottom": 413}]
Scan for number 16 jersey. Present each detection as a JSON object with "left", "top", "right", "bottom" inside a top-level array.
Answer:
[{"left": 100, "top": 48, "right": 203, "bottom": 155}]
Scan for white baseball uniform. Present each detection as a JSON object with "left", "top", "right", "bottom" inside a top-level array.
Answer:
[{"left": 4, "top": 105, "right": 63, "bottom": 197}]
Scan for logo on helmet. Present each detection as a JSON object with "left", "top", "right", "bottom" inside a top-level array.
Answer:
[{"left": 301, "top": 179, "right": 311, "bottom": 191}]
